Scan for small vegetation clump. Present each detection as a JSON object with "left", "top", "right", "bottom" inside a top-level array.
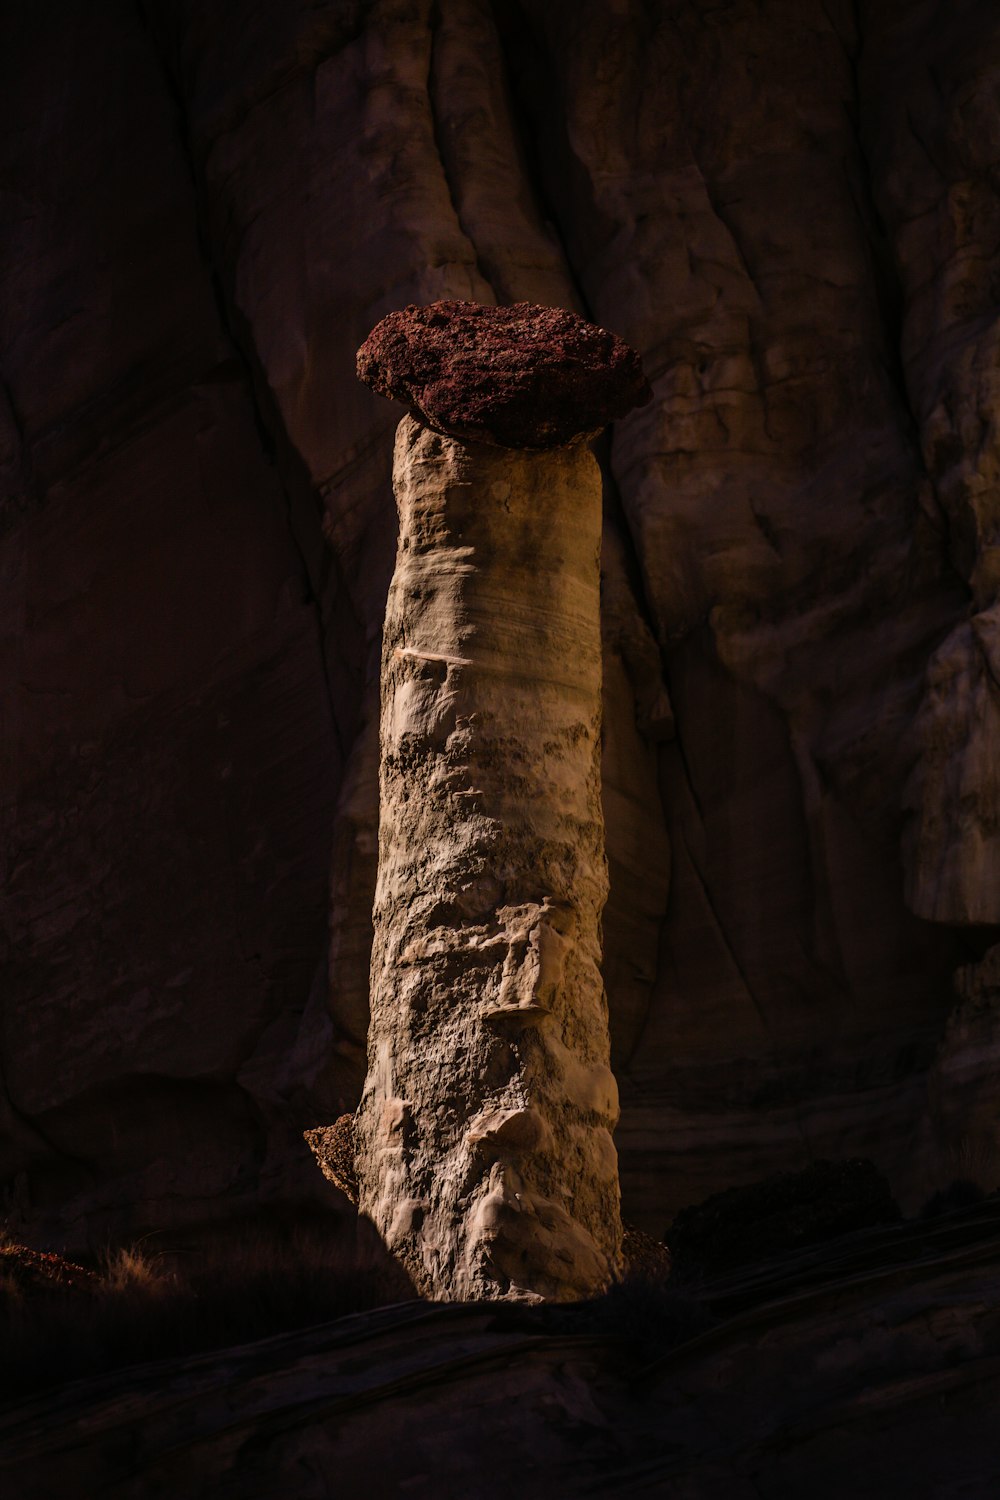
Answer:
[{"left": 0, "top": 1218, "right": 413, "bottom": 1405}]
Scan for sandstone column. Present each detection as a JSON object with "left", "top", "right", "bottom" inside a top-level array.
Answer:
[{"left": 353, "top": 301, "right": 650, "bottom": 1301}]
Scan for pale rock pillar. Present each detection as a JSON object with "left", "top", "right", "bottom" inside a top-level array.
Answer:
[{"left": 353, "top": 301, "right": 650, "bottom": 1301}]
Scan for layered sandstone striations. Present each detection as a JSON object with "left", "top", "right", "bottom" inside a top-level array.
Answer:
[{"left": 354, "top": 315, "right": 625, "bottom": 1296}]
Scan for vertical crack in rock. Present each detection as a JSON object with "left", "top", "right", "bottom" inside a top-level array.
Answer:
[
  {"left": 487, "top": 4, "right": 675, "bottom": 727},
  {"left": 483, "top": 3, "right": 690, "bottom": 1083},
  {"left": 842, "top": 0, "right": 923, "bottom": 456},
  {"left": 353, "top": 301, "right": 650, "bottom": 1299},
  {"left": 427, "top": 1, "right": 497, "bottom": 302},
  {"left": 487, "top": 0, "right": 593, "bottom": 312},
  {"left": 855, "top": 0, "right": 1000, "bottom": 923}
]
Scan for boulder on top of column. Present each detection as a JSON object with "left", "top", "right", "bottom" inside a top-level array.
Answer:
[{"left": 356, "top": 300, "right": 651, "bottom": 450}]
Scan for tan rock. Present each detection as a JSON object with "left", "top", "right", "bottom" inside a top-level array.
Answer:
[
  {"left": 354, "top": 416, "right": 622, "bottom": 1300},
  {"left": 6, "top": 1229, "right": 1000, "bottom": 1499}
]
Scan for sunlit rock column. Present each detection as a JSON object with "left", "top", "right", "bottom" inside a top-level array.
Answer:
[{"left": 353, "top": 301, "right": 650, "bottom": 1301}]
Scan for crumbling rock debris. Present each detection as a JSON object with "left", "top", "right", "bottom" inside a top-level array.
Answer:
[
  {"left": 620, "top": 1223, "right": 672, "bottom": 1284},
  {"left": 356, "top": 300, "right": 651, "bottom": 449},
  {"left": 0, "top": 1245, "right": 99, "bottom": 1296},
  {"left": 305, "top": 1115, "right": 359, "bottom": 1205}
]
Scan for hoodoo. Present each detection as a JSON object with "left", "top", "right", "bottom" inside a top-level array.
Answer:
[{"left": 353, "top": 301, "right": 650, "bottom": 1301}]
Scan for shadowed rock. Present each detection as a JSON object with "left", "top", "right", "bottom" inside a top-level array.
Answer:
[
  {"left": 666, "top": 1159, "right": 902, "bottom": 1277},
  {"left": 356, "top": 300, "right": 651, "bottom": 449}
]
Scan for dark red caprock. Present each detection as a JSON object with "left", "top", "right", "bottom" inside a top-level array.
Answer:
[{"left": 356, "top": 299, "right": 651, "bottom": 450}]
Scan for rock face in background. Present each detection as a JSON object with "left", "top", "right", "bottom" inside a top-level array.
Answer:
[{"left": 3, "top": 0, "right": 1000, "bottom": 1249}]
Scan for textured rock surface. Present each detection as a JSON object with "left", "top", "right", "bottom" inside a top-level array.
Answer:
[
  {"left": 918, "top": 944, "right": 1000, "bottom": 1193},
  {"left": 305, "top": 1116, "right": 359, "bottom": 1205},
  {"left": 356, "top": 299, "right": 651, "bottom": 448},
  {"left": 4, "top": 0, "right": 1000, "bottom": 1247},
  {"left": 0, "top": 1, "right": 342, "bottom": 1248},
  {"left": 354, "top": 416, "right": 620, "bottom": 1299},
  {"left": 6, "top": 1207, "right": 1000, "bottom": 1498},
  {"left": 861, "top": 3, "right": 1000, "bottom": 922},
  {"left": 306, "top": 1118, "right": 672, "bottom": 1283}
]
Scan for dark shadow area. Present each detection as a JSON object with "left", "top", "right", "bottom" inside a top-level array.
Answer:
[
  {"left": 665, "top": 1157, "right": 902, "bottom": 1279},
  {"left": 0, "top": 1209, "right": 416, "bottom": 1405}
]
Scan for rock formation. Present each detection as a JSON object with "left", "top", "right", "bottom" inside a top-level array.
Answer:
[
  {"left": 356, "top": 299, "right": 650, "bottom": 447},
  {"left": 4, "top": 1, "right": 1000, "bottom": 1249},
  {"left": 7, "top": 1204, "right": 1000, "bottom": 1498},
  {"left": 351, "top": 301, "right": 647, "bottom": 1301}
]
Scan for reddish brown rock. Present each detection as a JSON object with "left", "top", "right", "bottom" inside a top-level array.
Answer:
[
  {"left": 305, "top": 1115, "right": 359, "bottom": 1205},
  {"left": 0, "top": 1244, "right": 99, "bottom": 1295},
  {"left": 355, "top": 300, "right": 651, "bottom": 449}
]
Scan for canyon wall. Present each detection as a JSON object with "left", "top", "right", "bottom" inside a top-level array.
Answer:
[{"left": 3, "top": 0, "right": 1000, "bottom": 1248}]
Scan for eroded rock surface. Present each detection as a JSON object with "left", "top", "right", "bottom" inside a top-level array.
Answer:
[
  {"left": 356, "top": 300, "right": 651, "bottom": 448},
  {"left": 354, "top": 416, "right": 620, "bottom": 1300},
  {"left": 6, "top": 1207, "right": 1000, "bottom": 1499}
]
